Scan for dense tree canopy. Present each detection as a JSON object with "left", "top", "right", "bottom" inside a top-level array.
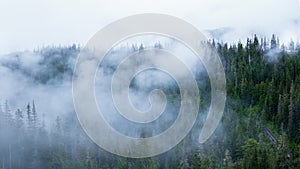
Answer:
[{"left": 1, "top": 35, "right": 300, "bottom": 168}]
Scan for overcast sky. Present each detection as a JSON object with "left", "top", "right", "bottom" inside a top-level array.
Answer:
[{"left": 0, "top": 0, "right": 299, "bottom": 54}]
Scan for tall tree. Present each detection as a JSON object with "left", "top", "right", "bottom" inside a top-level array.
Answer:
[
  {"left": 288, "top": 83, "right": 296, "bottom": 138},
  {"left": 271, "top": 34, "right": 277, "bottom": 49}
]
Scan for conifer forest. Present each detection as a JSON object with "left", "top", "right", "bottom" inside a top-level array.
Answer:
[{"left": 1, "top": 35, "right": 300, "bottom": 169}]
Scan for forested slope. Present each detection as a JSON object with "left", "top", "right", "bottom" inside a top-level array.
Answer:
[{"left": 1, "top": 35, "right": 300, "bottom": 169}]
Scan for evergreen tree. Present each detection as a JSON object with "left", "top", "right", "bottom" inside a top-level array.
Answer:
[
  {"left": 271, "top": 34, "right": 277, "bottom": 49},
  {"left": 15, "top": 109, "right": 24, "bottom": 129},
  {"left": 288, "top": 83, "right": 296, "bottom": 138}
]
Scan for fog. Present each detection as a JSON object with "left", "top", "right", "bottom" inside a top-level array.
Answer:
[
  {"left": 0, "top": 35, "right": 212, "bottom": 142},
  {"left": 0, "top": 47, "right": 78, "bottom": 127},
  {"left": 1, "top": 33, "right": 295, "bottom": 168},
  {"left": 0, "top": 0, "right": 299, "bottom": 54}
]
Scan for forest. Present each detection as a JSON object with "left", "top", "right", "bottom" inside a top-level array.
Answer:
[{"left": 1, "top": 34, "right": 300, "bottom": 169}]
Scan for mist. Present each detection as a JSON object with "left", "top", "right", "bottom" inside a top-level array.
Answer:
[
  {"left": 0, "top": 35, "right": 212, "bottom": 157},
  {"left": 1, "top": 34, "right": 298, "bottom": 168},
  {"left": 0, "top": 47, "right": 78, "bottom": 127}
]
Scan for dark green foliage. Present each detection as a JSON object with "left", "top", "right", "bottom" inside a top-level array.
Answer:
[{"left": 1, "top": 36, "right": 300, "bottom": 168}]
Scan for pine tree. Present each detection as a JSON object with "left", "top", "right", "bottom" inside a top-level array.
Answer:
[
  {"left": 0, "top": 103, "right": 4, "bottom": 129},
  {"left": 278, "top": 132, "right": 291, "bottom": 168},
  {"left": 139, "top": 43, "right": 144, "bottom": 51},
  {"left": 4, "top": 100, "right": 13, "bottom": 127},
  {"left": 241, "top": 139, "right": 259, "bottom": 169},
  {"left": 32, "top": 100, "right": 39, "bottom": 131},
  {"left": 191, "top": 153, "right": 202, "bottom": 169},
  {"left": 277, "top": 94, "right": 284, "bottom": 127},
  {"left": 15, "top": 109, "right": 24, "bottom": 129},
  {"left": 27, "top": 103, "right": 32, "bottom": 129},
  {"left": 271, "top": 34, "right": 277, "bottom": 49},
  {"left": 288, "top": 83, "right": 296, "bottom": 138},
  {"left": 289, "top": 40, "right": 295, "bottom": 51}
]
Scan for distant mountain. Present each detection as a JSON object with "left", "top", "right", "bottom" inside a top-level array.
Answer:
[{"left": 205, "top": 27, "right": 234, "bottom": 40}]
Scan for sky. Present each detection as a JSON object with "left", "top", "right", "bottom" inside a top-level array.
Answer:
[{"left": 0, "top": 0, "right": 300, "bottom": 55}]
